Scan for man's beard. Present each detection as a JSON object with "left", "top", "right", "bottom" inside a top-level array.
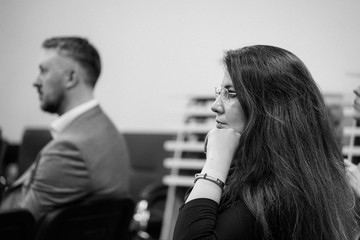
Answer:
[{"left": 40, "top": 95, "right": 63, "bottom": 114}]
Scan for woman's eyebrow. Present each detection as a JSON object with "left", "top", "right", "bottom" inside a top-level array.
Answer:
[
  {"left": 354, "top": 89, "right": 360, "bottom": 97},
  {"left": 222, "top": 84, "right": 234, "bottom": 89}
]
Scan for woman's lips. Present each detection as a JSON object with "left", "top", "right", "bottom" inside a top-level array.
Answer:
[{"left": 216, "top": 121, "right": 226, "bottom": 129}]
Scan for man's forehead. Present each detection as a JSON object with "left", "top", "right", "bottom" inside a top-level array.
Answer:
[
  {"left": 38, "top": 48, "right": 73, "bottom": 66},
  {"left": 39, "top": 49, "right": 58, "bottom": 62}
]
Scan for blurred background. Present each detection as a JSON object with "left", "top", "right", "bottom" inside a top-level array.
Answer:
[{"left": 0, "top": 0, "right": 359, "bottom": 142}]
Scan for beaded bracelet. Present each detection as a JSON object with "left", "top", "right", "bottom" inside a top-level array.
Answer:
[{"left": 194, "top": 173, "right": 225, "bottom": 191}]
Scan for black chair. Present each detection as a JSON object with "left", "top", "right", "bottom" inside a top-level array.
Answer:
[
  {"left": 17, "top": 128, "right": 52, "bottom": 176},
  {"left": 35, "top": 198, "right": 135, "bottom": 240},
  {"left": 0, "top": 138, "right": 9, "bottom": 200},
  {"left": 123, "top": 133, "right": 173, "bottom": 200},
  {"left": 0, "top": 208, "right": 35, "bottom": 240},
  {"left": 130, "top": 183, "right": 168, "bottom": 240},
  {"left": 0, "top": 137, "right": 8, "bottom": 174}
]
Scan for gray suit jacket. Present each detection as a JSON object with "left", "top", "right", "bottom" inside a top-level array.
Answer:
[{"left": 1, "top": 106, "right": 130, "bottom": 220}]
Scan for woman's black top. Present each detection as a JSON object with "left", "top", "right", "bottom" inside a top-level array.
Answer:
[{"left": 173, "top": 198, "right": 262, "bottom": 240}]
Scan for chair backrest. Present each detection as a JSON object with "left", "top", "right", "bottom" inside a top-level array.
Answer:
[
  {"left": 35, "top": 198, "right": 135, "bottom": 240},
  {"left": 0, "top": 138, "right": 9, "bottom": 200},
  {"left": 130, "top": 183, "right": 168, "bottom": 239},
  {"left": 123, "top": 133, "right": 173, "bottom": 200},
  {"left": 0, "top": 138, "right": 8, "bottom": 175},
  {"left": 0, "top": 209, "right": 35, "bottom": 240},
  {"left": 17, "top": 128, "right": 52, "bottom": 176}
]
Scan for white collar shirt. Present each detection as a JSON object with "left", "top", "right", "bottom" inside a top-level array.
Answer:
[{"left": 50, "top": 99, "right": 99, "bottom": 138}]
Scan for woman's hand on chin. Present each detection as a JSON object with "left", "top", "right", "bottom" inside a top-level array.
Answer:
[{"left": 202, "top": 128, "right": 241, "bottom": 178}]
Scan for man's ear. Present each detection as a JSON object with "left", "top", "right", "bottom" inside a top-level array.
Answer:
[{"left": 65, "top": 69, "right": 79, "bottom": 89}]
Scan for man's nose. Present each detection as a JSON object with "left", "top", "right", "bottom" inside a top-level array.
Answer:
[{"left": 33, "top": 77, "right": 41, "bottom": 88}]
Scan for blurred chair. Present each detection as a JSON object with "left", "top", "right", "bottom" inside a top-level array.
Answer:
[
  {"left": 0, "top": 208, "right": 35, "bottom": 240},
  {"left": 0, "top": 137, "right": 8, "bottom": 174},
  {"left": 0, "top": 135, "right": 9, "bottom": 201},
  {"left": 123, "top": 133, "right": 173, "bottom": 200},
  {"left": 17, "top": 128, "right": 52, "bottom": 176},
  {"left": 130, "top": 183, "right": 168, "bottom": 240},
  {"left": 35, "top": 198, "right": 135, "bottom": 240}
]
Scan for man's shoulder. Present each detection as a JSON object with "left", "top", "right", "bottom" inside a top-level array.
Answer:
[
  {"left": 65, "top": 106, "right": 115, "bottom": 132},
  {"left": 60, "top": 107, "right": 122, "bottom": 143}
]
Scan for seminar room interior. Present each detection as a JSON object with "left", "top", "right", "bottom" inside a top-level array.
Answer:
[{"left": 0, "top": 1, "right": 359, "bottom": 239}]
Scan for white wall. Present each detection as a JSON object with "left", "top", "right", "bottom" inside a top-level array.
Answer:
[{"left": 1, "top": 0, "right": 360, "bottom": 142}]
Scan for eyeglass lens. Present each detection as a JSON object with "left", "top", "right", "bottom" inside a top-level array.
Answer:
[{"left": 215, "top": 87, "right": 229, "bottom": 101}]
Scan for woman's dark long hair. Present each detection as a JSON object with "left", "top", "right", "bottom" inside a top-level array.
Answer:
[{"left": 221, "top": 45, "right": 358, "bottom": 240}]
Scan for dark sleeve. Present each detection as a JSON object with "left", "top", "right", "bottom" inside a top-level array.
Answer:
[
  {"left": 353, "top": 120, "right": 360, "bottom": 164},
  {"left": 173, "top": 198, "right": 260, "bottom": 240}
]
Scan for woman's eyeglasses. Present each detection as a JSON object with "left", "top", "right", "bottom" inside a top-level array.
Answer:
[{"left": 215, "top": 87, "right": 237, "bottom": 102}]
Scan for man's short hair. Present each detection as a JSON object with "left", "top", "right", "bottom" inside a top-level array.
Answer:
[{"left": 42, "top": 37, "right": 101, "bottom": 87}]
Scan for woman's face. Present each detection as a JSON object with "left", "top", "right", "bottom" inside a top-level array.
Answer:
[{"left": 211, "top": 71, "right": 246, "bottom": 133}]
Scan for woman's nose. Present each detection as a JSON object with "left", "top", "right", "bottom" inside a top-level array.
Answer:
[{"left": 211, "top": 96, "right": 224, "bottom": 114}]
